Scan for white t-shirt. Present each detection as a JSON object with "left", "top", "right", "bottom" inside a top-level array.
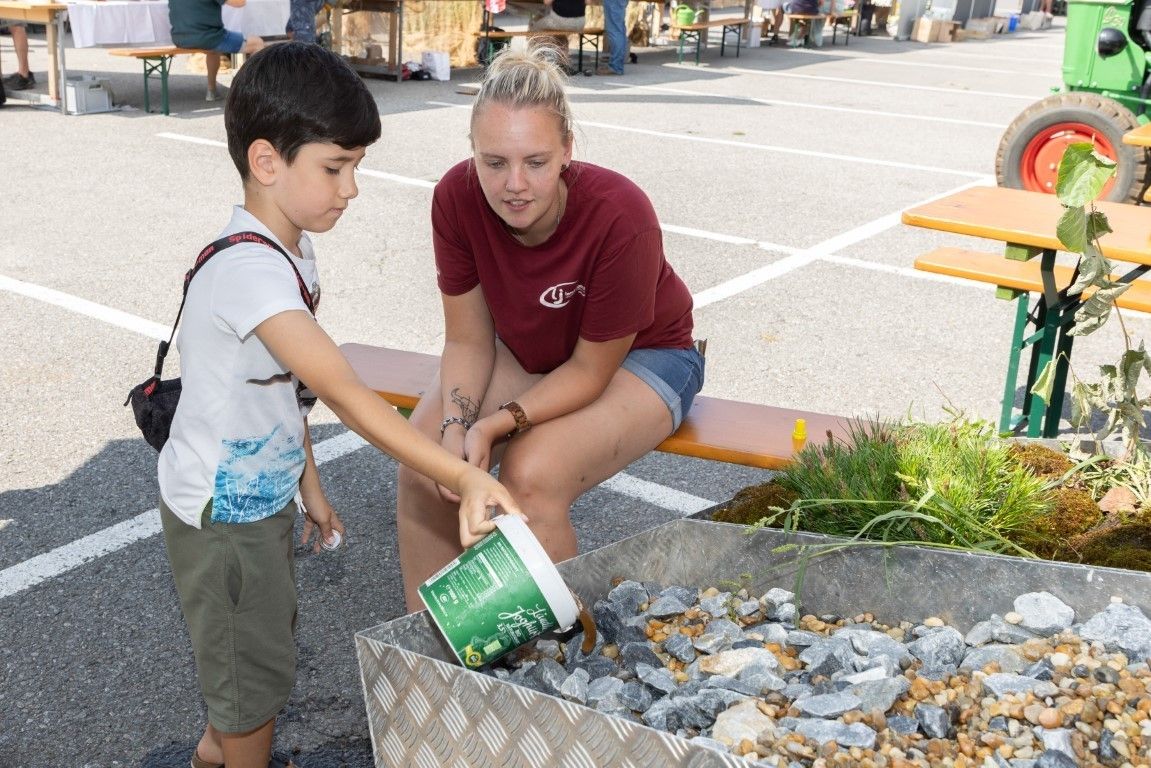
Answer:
[{"left": 158, "top": 206, "right": 320, "bottom": 528}]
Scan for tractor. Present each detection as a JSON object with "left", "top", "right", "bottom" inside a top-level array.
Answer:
[{"left": 996, "top": 0, "right": 1151, "bottom": 201}]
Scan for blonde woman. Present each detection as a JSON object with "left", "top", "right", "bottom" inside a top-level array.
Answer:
[{"left": 396, "top": 47, "right": 704, "bottom": 610}]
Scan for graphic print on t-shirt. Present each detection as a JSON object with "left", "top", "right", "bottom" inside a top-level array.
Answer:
[
  {"left": 211, "top": 425, "right": 305, "bottom": 523},
  {"left": 539, "top": 281, "right": 586, "bottom": 308}
]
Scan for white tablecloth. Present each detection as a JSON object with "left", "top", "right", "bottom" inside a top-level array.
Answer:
[{"left": 67, "top": 0, "right": 289, "bottom": 48}]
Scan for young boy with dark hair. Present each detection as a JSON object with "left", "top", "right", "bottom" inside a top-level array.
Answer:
[{"left": 160, "top": 42, "right": 522, "bottom": 768}]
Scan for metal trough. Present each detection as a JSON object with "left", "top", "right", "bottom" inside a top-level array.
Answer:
[{"left": 355, "top": 517, "right": 1151, "bottom": 767}]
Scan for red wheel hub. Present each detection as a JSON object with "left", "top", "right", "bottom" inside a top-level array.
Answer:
[{"left": 1019, "top": 122, "right": 1118, "bottom": 197}]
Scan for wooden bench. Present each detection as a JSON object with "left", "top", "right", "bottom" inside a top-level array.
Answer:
[
  {"left": 672, "top": 17, "right": 751, "bottom": 65},
  {"left": 339, "top": 342, "right": 854, "bottom": 470},
  {"left": 784, "top": 11, "right": 855, "bottom": 46},
  {"left": 110, "top": 47, "right": 215, "bottom": 115},
  {"left": 477, "top": 27, "right": 606, "bottom": 73},
  {"left": 914, "top": 246, "right": 1151, "bottom": 434}
]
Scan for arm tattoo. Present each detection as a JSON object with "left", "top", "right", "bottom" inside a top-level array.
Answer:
[{"left": 450, "top": 388, "right": 480, "bottom": 426}]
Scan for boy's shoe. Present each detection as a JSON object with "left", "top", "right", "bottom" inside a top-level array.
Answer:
[
  {"left": 189, "top": 751, "right": 222, "bottom": 768},
  {"left": 0, "top": 80, "right": 6, "bottom": 107},
  {"left": 595, "top": 65, "right": 623, "bottom": 76},
  {"left": 2, "top": 71, "right": 34, "bottom": 90},
  {"left": 206, "top": 85, "right": 227, "bottom": 102}
]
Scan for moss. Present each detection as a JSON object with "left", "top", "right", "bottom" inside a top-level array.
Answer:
[
  {"left": 1014, "top": 487, "right": 1101, "bottom": 558},
  {"left": 1008, "top": 442, "right": 1074, "bottom": 480},
  {"left": 711, "top": 481, "right": 799, "bottom": 526},
  {"left": 1069, "top": 523, "right": 1151, "bottom": 572}
]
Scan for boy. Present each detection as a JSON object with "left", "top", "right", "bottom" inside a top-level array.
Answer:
[
  {"left": 159, "top": 42, "right": 522, "bottom": 768},
  {"left": 168, "top": 0, "right": 265, "bottom": 100}
]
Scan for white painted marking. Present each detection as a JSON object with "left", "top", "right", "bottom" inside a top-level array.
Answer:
[
  {"left": 845, "top": 56, "right": 1054, "bottom": 77},
  {"left": 0, "top": 274, "right": 169, "bottom": 340},
  {"left": 427, "top": 101, "right": 987, "bottom": 178},
  {"left": 601, "top": 473, "right": 714, "bottom": 517},
  {"left": 692, "top": 177, "right": 995, "bottom": 308},
  {"left": 720, "top": 66, "right": 1039, "bottom": 101},
  {"left": 600, "top": 82, "right": 1008, "bottom": 129},
  {"left": 0, "top": 431, "right": 370, "bottom": 600},
  {"left": 155, "top": 132, "right": 226, "bottom": 148}
]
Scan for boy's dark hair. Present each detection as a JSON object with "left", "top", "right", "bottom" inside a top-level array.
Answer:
[{"left": 225, "top": 42, "right": 381, "bottom": 180}]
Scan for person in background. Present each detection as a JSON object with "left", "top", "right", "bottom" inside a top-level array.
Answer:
[
  {"left": 599, "top": 0, "right": 628, "bottom": 74},
  {"left": 395, "top": 46, "right": 704, "bottom": 611},
  {"left": 785, "top": 0, "right": 823, "bottom": 46},
  {"left": 1, "top": 24, "right": 34, "bottom": 91},
  {"left": 168, "top": 0, "right": 265, "bottom": 101},
  {"left": 762, "top": 0, "right": 785, "bottom": 43},
  {"left": 287, "top": 0, "right": 326, "bottom": 44},
  {"left": 528, "top": 0, "right": 586, "bottom": 71}
]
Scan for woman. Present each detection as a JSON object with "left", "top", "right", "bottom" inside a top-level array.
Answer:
[{"left": 396, "top": 46, "right": 704, "bottom": 610}]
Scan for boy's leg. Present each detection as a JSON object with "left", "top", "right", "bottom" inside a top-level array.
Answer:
[
  {"left": 220, "top": 718, "right": 276, "bottom": 768},
  {"left": 2, "top": 24, "right": 34, "bottom": 90},
  {"left": 206, "top": 52, "right": 221, "bottom": 97}
]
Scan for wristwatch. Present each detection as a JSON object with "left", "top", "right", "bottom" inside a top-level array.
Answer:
[{"left": 498, "top": 400, "right": 532, "bottom": 438}]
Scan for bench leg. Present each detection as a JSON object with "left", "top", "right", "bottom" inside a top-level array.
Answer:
[
  {"left": 141, "top": 55, "right": 174, "bottom": 115},
  {"left": 1000, "top": 293, "right": 1030, "bottom": 434},
  {"left": 696, "top": 29, "right": 702, "bottom": 64}
]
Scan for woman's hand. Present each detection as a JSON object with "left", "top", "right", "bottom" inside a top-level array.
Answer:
[
  {"left": 462, "top": 417, "right": 502, "bottom": 473},
  {"left": 456, "top": 467, "right": 526, "bottom": 547}
]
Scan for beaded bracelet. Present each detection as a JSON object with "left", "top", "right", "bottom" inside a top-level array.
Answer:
[{"left": 440, "top": 416, "right": 471, "bottom": 437}]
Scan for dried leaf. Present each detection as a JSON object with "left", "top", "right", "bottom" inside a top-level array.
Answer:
[{"left": 1030, "top": 360, "right": 1056, "bottom": 405}]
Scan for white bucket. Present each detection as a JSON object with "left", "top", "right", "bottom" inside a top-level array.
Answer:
[{"left": 418, "top": 514, "right": 579, "bottom": 668}]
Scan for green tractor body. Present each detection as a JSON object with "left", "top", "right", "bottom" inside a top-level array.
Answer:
[{"left": 997, "top": 0, "right": 1151, "bottom": 200}]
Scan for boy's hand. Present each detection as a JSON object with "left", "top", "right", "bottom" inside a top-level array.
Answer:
[
  {"left": 300, "top": 488, "right": 345, "bottom": 553},
  {"left": 457, "top": 468, "right": 525, "bottom": 548},
  {"left": 462, "top": 418, "right": 500, "bottom": 473},
  {"left": 436, "top": 426, "right": 467, "bottom": 504}
]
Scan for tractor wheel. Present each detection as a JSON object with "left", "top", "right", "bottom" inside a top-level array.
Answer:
[{"left": 996, "top": 92, "right": 1147, "bottom": 203}]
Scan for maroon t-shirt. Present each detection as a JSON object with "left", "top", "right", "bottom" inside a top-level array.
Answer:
[{"left": 433, "top": 160, "right": 694, "bottom": 374}]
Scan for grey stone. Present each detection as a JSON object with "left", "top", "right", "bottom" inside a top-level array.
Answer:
[
  {"left": 837, "top": 665, "right": 890, "bottom": 685},
  {"left": 850, "top": 676, "right": 910, "bottom": 714},
  {"left": 960, "top": 645, "right": 1028, "bottom": 674},
  {"left": 1038, "top": 727, "right": 1076, "bottom": 760},
  {"left": 740, "top": 663, "right": 787, "bottom": 694},
  {"left": 704, "top": 675, "right": 760, "bottom": 696},
  {"left": 606, "top": 580, "right": 649, "bottom": 615},
  {"left": 794, "top": 691, "right": 862, "bottom": 718},
  {"left": 636, "top": 662, "right": 679, "bottom": 695},
  {"left": 1014, "top": 592, "right": 1075, "bottom": 636},
  {"left": 744, "top": 622, "right": 790, "bottom": 646},
  {"left": 523, "top": 657, "right": 568, "bottom": 696},
  {"left": 586, "top": 675, "right": 624, "bottom": 706},
  {"left": 1023, "top": 658, "right": 1055, "bottom": 681},
  {"left": 785, "top": 718, "right": 877, "bottom": 748},
  {"left": 692, "top": 632, "right": 731, "bottom": 655},
  {"left": 834, "top": 627, "right": 913, "bottom": 666},
  {"left": 773, "top": 603, "right": 798, "bottom": 625},
  {"left": 490, "top": 667, "right": 510, "bottom": 681},
  {"left": 691, "top": 687, "right": 749, "bottom": 716},
  {"left": 887, "top": 715, "right": 919, "bottom": 735},
  {"left": 592, "top": 600, "right": 630, "bottom": 643},
  {"left": 760, "top": 587, "right": 796, "bottom": 609},
  {"left": 705, "top": 618, "right": 745, "bottom": 640},
  {"left": 737, "top": 600, "right": 762, "bottom": 618},
  {"left": 782, "top": 683, "right": 814, "bottom": 700},
  {"left": 700, "top": 592, "right": 733, "bottom": 618},
  {"left": 563, "top": 632, "right": 602, "bottom": 669},
  {"left": 907, "top": 627, "right": 966, "bottom": 669},
  {"left": 983, "top": 673, "right": 1045, "bottom": 697},
  {"left": 559, "top": 667, "right": 590, "bottom": 704},
  {"left": 731, "top": 638, "right": 764, "bottom": 650},
  {"left": 964, "top": 619, "right": 996, "bottom": 647},
  {"left": 856, "top": 654, "right": 902, "bottom": 678},
  {"left": 646, "top": 595, "right": 691, "bottom": 618},
  {"left": 988, "top": 716, "right": 1009, "bottom": 732},
  {"left": 786, "top": 629, "right": 822, "bottom": 648},
  {"left": 615, "top": 615, "right": 651, "bottom": 646},
  {"left": 663, "top": 632, "right": 696, "bottom": 664},
  {"left": 915, "top": 702, "right": 953, "bottom": 739},
  {"left": 640, "top": 696, "right": 677, "bottom": 732},
  {"left": 799, "top": 638, "right": 858, "bottom": 677},
  {"left": 617, "top": 680, "right": 653, "bottom": 712},
  {"left": 658, "top": 585, "right": 697, "bottom": 606},
  {"left": 1035, "top": 751, "right": 1077, "bottom": 768},
  {"left": 917, "top": 663, "right": 958, "bottom": 681},
  {"left": 619, "top": 642, "right": 663, "bottom": 675},
  {"left": 1097, "top": 728, "right": 1123, "bottom": 766},
  {"left": 1078, "top": 603, "right": 1151, "bottom": 661},
  {"left": 534, "top": 639, "right": 562, "bottom": 659},
  {"left": 672, "top": 698, "right": 715, "bottom": 730}
]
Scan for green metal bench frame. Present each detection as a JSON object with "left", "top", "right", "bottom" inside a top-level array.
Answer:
[{"left": 676, "top": 20, "right": 748, "bottom": 65}]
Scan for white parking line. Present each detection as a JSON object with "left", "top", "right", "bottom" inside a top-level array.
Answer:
[
  {"left": 0, "top": 274, "right": 169, "bottom": 340},
  {"left": 721, "top": 66, "right": 1041, "bottom": 101},
  {"left": 427, "top": 101, "right": 988, "bottom": 178},
  {"left": 599, "top": 82, "right": 1008, "bottom": 129},
  {"left": 692, "top": 177, "right": 995, "bottom": 308}
]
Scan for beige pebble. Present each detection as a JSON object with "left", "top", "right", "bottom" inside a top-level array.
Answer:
[
  {"left": 1004, "top": 612, "right": 1023, "bottom": 625},
  {"left": 924, "top": 616, "right": 945, "bottom": 628},
  {"left": 1039, "top": 708, "right": 1062, "bottom": 729}
]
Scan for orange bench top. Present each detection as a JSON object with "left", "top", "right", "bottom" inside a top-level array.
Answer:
[{"left": 340, "top": 342, "right": 854, "bottom": 470}]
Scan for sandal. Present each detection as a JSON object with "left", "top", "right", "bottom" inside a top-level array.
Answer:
[{"left": 190, "top": 752, "right": 223, "bottom": 768}]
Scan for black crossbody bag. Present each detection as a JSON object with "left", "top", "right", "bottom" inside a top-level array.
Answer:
[{"left": 125, "top": 231, "right": 316, "bottom": 452}]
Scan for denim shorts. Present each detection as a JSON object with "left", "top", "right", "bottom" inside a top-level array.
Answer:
[
  {"left": 216, "top": 29, "right": 245, "bottom": 54},
  {"left": 622, "top": 346, "right": 705, "bottom": 431}
]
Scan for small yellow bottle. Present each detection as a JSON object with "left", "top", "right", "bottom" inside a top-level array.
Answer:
[{"left": 791, "top": 418, "right": 807, "bottom": 453}]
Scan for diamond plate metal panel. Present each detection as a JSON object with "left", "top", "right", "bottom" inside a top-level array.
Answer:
[{"left": 357, "top": 518, "right": 1151, "bottom": 768}]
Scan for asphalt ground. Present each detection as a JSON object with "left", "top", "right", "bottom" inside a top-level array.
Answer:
[{"left": 4, "top": 15, "right": 1145, "bottom": 768}]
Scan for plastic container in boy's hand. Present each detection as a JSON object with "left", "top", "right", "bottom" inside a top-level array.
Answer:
[{"left": 320, "top": 530, "right": 344, "bottom": 551}]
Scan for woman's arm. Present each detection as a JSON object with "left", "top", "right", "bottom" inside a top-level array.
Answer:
[
  {"left": 468, "top": 333, "right": 635, "bottom": 446},
  {"left": 438, "top": 286, "right": 498, "bottom": 444}
]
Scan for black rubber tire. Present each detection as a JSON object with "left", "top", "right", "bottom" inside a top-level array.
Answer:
[{"left": 995, "top": 91, "right": 1148, "bottom": 203}]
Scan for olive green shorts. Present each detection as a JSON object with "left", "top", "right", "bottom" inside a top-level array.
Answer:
[{"left": 161, "top": 499, "right": 298, "bottom": 734}]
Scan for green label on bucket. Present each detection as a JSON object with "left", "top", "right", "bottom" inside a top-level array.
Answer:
[{"left": 420, "top": 526, "right": 559, "bottom": 669}]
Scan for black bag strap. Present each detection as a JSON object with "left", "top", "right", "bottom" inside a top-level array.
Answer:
[{"left": 151, "top": 231, "right": 316, "bottom": 380}]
